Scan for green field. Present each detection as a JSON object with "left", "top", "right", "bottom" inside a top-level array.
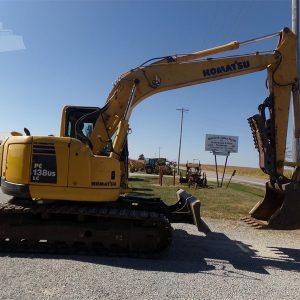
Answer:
[{"left": 128, "top": 175, "right": 265, "bottom": 220}]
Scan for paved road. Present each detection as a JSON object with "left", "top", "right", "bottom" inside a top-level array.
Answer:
[{"left": 204, "top": 170, "right": 266, "bottom": 187}]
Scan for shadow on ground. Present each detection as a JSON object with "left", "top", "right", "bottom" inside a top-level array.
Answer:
[{"left": 1, "top": 230, "right": 299, "bottom": 276}]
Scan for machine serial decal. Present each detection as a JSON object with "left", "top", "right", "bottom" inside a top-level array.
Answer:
[
  {"left": 32, "top": 163, "right": 56, "bottom": 180},
  {"left": 203, "top": 60, "right": 250, "bottom": 77},
  {"left": 91, "top": 181, "right": 117, "bottom": 187},
  {"left": 31, "top": 143, "right": 57, "bottom": 183}
]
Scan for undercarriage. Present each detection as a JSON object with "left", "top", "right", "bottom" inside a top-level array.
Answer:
[{"left": 0, "top": 190, "right": 210, "bottom": 257}]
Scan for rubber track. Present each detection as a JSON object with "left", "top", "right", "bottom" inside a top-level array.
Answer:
[{"left": 0, "top": 199, "right": 173, "bottom": 257}]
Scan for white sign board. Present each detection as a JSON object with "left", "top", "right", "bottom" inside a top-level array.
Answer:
[{"left": 205, "top": 134, "right": 238, "bottom": 155}]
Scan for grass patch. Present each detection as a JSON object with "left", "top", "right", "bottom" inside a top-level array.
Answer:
[{"left": 128, "top": 175, "right": 264, "bottom": 220}]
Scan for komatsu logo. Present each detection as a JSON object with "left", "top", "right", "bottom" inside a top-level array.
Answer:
[{"left": 203, "top": 60, "right": 250, "bottom": 77}]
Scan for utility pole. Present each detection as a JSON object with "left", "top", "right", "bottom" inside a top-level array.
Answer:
[
  {"left": 176, "top": 108, "right": 189, "bottom": 174},
  {"left": 292, "top": 0, "right": 300, "bottom": 163},
  {"left": 158, "top": 146, "right": 161, "bottom": 158}
]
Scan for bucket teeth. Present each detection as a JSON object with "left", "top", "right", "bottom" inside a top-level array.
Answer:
[{"left": 240, "top": 216, "right": 268, "bottom": 229}]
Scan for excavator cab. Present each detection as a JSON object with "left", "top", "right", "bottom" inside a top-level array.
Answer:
[{"left": 61, "top": 106, "right": 98, "bottom": 141}]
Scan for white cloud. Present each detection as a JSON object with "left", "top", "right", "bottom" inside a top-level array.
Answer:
[{"left": 0, "top": 22, "right": 25, "bottom": 52}]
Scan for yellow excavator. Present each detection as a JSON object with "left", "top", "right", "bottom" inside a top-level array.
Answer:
[{"left": 0, "top": 27, "right": 299, "bottom": 255}]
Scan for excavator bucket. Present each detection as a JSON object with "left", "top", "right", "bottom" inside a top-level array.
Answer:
[
  {"left": 247, "top": 181, "right": 300, "bottom": 229},
  {"left": 247, "top": 99, "right": 300, "bottom": 229}
]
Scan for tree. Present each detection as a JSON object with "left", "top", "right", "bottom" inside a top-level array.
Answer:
[{"left": 138, "top": 154, "right": 145, "bottom": 160}]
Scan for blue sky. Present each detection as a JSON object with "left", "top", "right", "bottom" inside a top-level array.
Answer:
[{"left": 0, "top": 0, "right": 294, "bottom": 167}]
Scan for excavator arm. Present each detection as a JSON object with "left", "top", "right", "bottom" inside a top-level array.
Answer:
[
  {"left": 85, "top": 28, "right": 297, "bottom": 185},
  {"left": 82, "top": 27, "right": 300, "bottom": 229},
  {"left": 90, "top": 53, "right": 277, "bottom": 155}
]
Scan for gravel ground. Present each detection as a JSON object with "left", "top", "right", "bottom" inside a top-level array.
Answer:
[{"left": 0, "top": 210, "right": 299, "bottom": 300}]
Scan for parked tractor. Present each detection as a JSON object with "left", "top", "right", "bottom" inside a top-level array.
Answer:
[
  {"left": 180, "top": 162, "right": 207, "bottom": 188},
  {"left": 144, "top": 158, "right": 174, "bottom": 175}
]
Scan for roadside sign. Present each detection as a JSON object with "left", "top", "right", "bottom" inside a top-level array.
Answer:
[
  {"left": 205, "top": 134, "right": 239, "bottom": 188},
  {"left": 205, "top": 134, "right": 239, "bottom": 154}
]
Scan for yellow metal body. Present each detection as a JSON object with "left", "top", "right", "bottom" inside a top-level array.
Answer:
[{"left": 1, "top": 136, "right": 120, "bottom": 201}]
